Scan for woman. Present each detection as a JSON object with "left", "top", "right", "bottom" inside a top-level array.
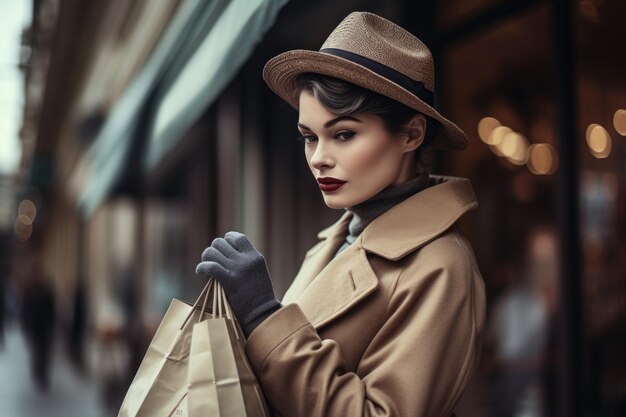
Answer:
[{"left": 196, "top": 11, "right": 486, "bottom": 417}]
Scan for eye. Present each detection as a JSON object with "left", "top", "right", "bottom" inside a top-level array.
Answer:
[
  {"left": 335, "top": 130, "right": 355, "bottom": 141},
  {"left": 296, "top": 134, "right": 317, "bottom": 144}
]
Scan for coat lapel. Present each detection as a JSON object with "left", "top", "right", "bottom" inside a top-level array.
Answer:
[
  {"left": 281, "top": 211, "right": 351, "bottom": 305},
  {"left": 291, "top": 242, "right": 379, "bottom": 330},
  {"left": 281, "top": 211, "right": 379, "bottom": 330}
]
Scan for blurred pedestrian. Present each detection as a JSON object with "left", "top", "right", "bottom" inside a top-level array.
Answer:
[
  {"left": 0, "top": 273, "right": 5, "bottom": 349},
  {"left": 486, "top": 225, "right": 558, "bottom": 417},
  {"left": 20, "top": 261, "right": 56, "bottom": 391},
  {"left": 68, "top": 276, "right": 87, "bottom": 372}
]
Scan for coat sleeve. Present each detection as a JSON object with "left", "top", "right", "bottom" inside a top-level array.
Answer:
[{"left": 245, "top": 238, "right": 485, "bottom": 417}]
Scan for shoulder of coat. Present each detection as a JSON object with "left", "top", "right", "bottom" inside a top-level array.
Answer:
[{"left": 393, "top": 229, "right": 476, "bottom": 291}]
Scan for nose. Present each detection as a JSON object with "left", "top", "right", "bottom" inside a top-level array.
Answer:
[{"left": 309, "top": 139, "right": 335, "bottom": 171}]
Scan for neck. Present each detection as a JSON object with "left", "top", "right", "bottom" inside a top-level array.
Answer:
[{"left": 336, "top": 171, "right": 430, "bottom": 255}]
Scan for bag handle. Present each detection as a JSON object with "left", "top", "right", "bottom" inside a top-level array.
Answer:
[
  {"left": 197, "top": 278, "right": 212, "bottom": 324},
  {"left": 180, "top": 278, "right": 243, "bottom": 340},
  {"left": 213, "top": 281, "right": 225, "bottom": 318},
  {"left": 212, "top": 280, "right": 219, "bottom": 318},
  {"left": 179, "top": 278, "right": 214, "bottom": 330},
  {"left": 213, "top": 282, "right": 242, "bottom": 341}
]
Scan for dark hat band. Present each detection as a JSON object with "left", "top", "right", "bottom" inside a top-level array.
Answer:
[{"left": 320, "top": 48, "right": 435, "bottom": 107}]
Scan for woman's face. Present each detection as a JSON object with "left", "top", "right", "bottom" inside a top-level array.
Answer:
[{"left": 297, "top": 91, "right": 417, "bottom": 209}]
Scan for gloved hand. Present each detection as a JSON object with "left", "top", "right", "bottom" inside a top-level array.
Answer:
[{"left": 195, "top": 231, "right": 281, "bottom": 337}]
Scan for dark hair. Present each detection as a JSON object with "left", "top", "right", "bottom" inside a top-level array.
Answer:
[{"left": 295, "top": 73, "right": 438, "bottom": 153}]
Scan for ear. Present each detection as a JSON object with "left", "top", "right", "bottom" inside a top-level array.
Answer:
[{"left": 400, "top": 114, "right": 427, "bottom": 153}]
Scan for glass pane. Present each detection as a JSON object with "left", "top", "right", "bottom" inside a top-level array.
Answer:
[
  {"left": 576, "top": 0, "right": 626, "bottom": 415},
  {"left": 440, "top": 3, "right": 560, "bottom": 416}
]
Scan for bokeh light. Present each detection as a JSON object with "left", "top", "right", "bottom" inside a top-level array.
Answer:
[
  {"left": 14, "top": 218, "right": 32, "bottom": 241},
  {"left": 613, "top": 109, "right": 626, "bottom": 136},
  {"left": 501, "top": 132, "right": 529, "bottom": 165},
  {"left": 488, "top": 125, "right": 512, "bottom": 147},
  {"left": 586, "top": 124, "right": 612, "bottom": 158},
  {"left": 478, "top": 117, "right": 501, "bottom": 144},
  {"left": 17, "top": 213, "right": 33, "bottom": 225},
  {"left": 527, "top": 143, "right": 558, "bottom": 175},
  {"left": 585, "top": 123, "right": 597, "bottom": 139},
  {"left": 490, "top": 144, "right": 504, "bottom": 157},
  {"left": 18, "top": 199, "right": 37, "bottom": 222}
]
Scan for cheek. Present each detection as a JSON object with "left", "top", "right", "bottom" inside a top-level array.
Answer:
[{"left": 348, "top": 139, "right": 400, "bottom": 175}]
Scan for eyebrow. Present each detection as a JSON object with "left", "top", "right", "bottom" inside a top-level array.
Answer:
[{"left": 297, "top": 115, "right": 363, "bottom": 131}]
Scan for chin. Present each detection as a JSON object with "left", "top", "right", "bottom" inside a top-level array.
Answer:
[
  {"left": 322, "top": 195, "right": 355, "bottom": 210},
  {"left": 322, "top": 198, "right": 342, "bottom": 209}
]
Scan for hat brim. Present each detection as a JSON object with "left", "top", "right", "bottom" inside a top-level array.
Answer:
[{"left": 263, "top": 50, "right": 468, "bottom": 150}]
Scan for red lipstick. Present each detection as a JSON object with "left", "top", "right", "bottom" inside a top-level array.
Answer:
[{"left": 317, "top": 177, "right": 346, "bottom": 192}]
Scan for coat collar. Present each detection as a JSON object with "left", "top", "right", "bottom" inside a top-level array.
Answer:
[
  {"left": 316, "top": 176, "right": 478, "bottom": 259},
  {"left": 284, "top": 176, "right": 478, "bottom": 329},
  {"left": 361, "top": 175, "right": 478, "bottom": 259}
]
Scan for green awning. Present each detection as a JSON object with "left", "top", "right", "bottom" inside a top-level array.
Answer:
[
  {"left": 78, "top": 0, "right": 206, "bottom": 216},
  {"left": 78, "top": 0, "right": 288, "bottom": 216},
  {"left": 143, "top": 0, "right": 289, "bottom": 171}
]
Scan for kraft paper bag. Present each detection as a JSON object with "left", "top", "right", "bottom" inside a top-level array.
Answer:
[
  {"left": 188, "top": 283, "right": 270, "bottom": 417},
  {"left": 117, "top": 280, "right": 215, "bottom": 417}
]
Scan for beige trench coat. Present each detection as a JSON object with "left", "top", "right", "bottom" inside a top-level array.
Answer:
[{"left": 245, "top": 176, "right": 486, "bottom": 417}]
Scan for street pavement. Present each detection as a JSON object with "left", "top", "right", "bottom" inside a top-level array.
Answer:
[{"left": 0, "top": 325, "right": 110, "bottom": 417}]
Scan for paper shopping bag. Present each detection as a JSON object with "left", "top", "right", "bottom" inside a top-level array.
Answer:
[
  {"left": 187, "top": 283, "right": 270, "bottom": 417},
  {"left": 117, "top": 280, "right": 215, "bottom": 417}
]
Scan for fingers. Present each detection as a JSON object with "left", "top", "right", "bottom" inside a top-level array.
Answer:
[
  {"left": 195, "top": 261, "right": 229, "bottom": 279},
  {"left": 201, "top": 246, "right": 230, "bottom": 264},
  {"left": 200, "top": 232, "right": 260, "bottom": 265},
  {"left": 224, "top": 231, "right": 256, "bottom": 253},
  {"left": 207, "top": 238, "right": 239, "bottom": 260}
]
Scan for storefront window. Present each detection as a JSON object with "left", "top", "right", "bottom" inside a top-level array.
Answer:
[
  {"left": 440, "top": 3, "right": 560, "bottom": 416},
  {"left": 576, "top": 0, "right": 626, "bottom": 414}
]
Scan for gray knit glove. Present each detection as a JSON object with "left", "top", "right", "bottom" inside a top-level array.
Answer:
[{"left": 195, "top": 231, "right": 281, "bottom": 337}]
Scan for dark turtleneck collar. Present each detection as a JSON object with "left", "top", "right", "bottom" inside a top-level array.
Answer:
[{"left": 335, "top": 171, "right": 430, "bottom": 256}]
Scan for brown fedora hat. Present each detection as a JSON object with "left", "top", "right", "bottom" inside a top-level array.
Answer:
[{"left": 263, "top": 11, "right": 468, "bottom": 150}]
